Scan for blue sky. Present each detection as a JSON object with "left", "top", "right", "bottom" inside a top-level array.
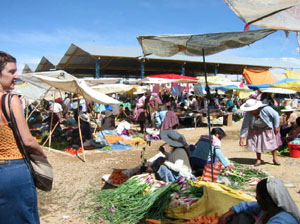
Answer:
[{"left": 1, "top": 0, "right": 300, "bottom": 71}]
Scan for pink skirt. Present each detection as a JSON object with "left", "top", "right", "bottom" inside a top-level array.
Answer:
[
  {"left": 133, "top": 108, "right": 146, "bottom": 121},
  {"left": 247, "top": 128, "right": 282, "bottom": 153}
]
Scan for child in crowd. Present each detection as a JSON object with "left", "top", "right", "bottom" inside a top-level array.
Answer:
[{"left": 190, "top": 128, "right": 234, "bottom": 176}]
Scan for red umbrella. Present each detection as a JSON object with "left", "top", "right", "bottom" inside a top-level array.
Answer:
[{"left": 147, "top": 73, "right": 198, "bottom": 80}]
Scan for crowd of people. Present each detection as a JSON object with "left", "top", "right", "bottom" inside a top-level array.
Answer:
[{"left": 1, "top": 51, "right": 300, "bottom": 223}]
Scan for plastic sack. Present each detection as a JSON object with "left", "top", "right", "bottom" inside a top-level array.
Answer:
[{"left": 166, "top": 180, "right": 255, "bottom": 220}]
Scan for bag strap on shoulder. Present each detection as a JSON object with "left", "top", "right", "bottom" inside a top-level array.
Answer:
[{"left": 1, "top": 94, "right": 9, "bottom": 122}]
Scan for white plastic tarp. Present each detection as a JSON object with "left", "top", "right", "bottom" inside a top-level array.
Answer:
[
  {"left": 13, "top": 83, "right": 49, "bottom": 101},
  {"left": 83, "top": 78, "right": 121, "bottom": 86},
  {"left": 92, "top": 84, "right": 137, "bottom": 94},
  {"left": 34, "top": 76, "right": 120, "bottom": 105},
  {"left": 224, "top": 0, "right": 300, "bottom": 31},
  {"left": 137, "top": 29, "right": 276, "bottom": 57},
  {"left": 19, "top": 70, "right": 76, "bottom": 89},
  {"left": 260, "top": 87, "right": 296, "bottom": 94},
  {"left": 138, "top": 77, "right": 199, "bottom": 84}
]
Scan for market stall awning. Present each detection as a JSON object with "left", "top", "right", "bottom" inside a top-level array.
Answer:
[
  {"left": 138, "top": 77, "right": 198, "bottom": 84},
  {"left": 224, "top": 0, "right": 300, "bottom": 31},
  {"left": 147, "top": 73, "right": 198, "bottom": 80},
  {"left": 286, "top": 70, "right": 300, "bottom": 79},
  {"left": 260, "top": 87, "right": 296, "bottom": 94},
  {"left": 19, "top": 70, "right": 76, "bottom": 90},
  {"left": 13, "top": 83, "right": 52, "bottom": 101},
  {"left": 270, "top": 78, "right": 300, "bottom": 91},
  {"left": 243, "top": 68, "right": 276, "bottom": 85},
  {"left": 33, "top": 75, "right": 120, "bottom": 105},
  {"left": 247, "top": 84, "right": 270, "bottom": 90},
  {"left": 83, "top": 78, "right": 121, "bottom": 86},
  {"left": 92, "top": 84, "right": 137, "bottom": 95},
  {"left": 137, "top": 29, "right": 276, "bottom": 57}
]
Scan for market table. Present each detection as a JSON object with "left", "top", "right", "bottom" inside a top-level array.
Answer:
[
  {"left": 177, "top": 111, "right": 232, "bottom": 128},
  {"left": 177, "top": 113, "right": 203, "bottom": 128}
]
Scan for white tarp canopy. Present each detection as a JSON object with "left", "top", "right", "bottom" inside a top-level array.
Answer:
[
  {"left": 34, "top": 75, "right": 120, "bottom": 105},
  {"left": 19, "top": 70, "right": 76, "bottom": 89},
  {"left": 92, "top": 84, "right": 137, "bottom": 94},
  {"left": 83, "top": 78, "right": 121, "bottom": 86},
  {"left": 16, "top": 71, "right": 71, "bottom": 101},
  {"left": 13, "top": 83, "right": 51, "bottom": 101},
  {"left": 137, "top": 29, "right": 276, "bottom": 57},
  {"left": 260, "top": 87, "right": 296, "bottom": 94},
  {"left": 224, "top": 0, "right": 300, "bottom": 31},
  {"left": 18, "top": 70, "right": 119, "bottom": 105},
  {"left": 138, "top": 77, "right": 199, "bottom": 84}
]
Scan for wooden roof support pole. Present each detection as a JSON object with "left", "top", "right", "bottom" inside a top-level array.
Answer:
[
  {"left": 42, "top": 121, "right": 60, "bottom": 148},
  {"left": 26, "top": 101, "right": 41, "bottom": 122},
  {"left": 48, "top": 89, "right": 56, "bottom": 151},
  {"left": 77, "top": 88, "right": 86, "bottom": 162},
  {"left": 26, "top": 87, "right": 53, "bottom": 121}
]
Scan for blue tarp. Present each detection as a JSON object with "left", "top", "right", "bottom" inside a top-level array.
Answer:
[
  {"left": 248, "top": 78, "right": 300, "bottom": 90},
  {"left": 207, "top": 85, "right": 239, "bottom": 92},
  {"left": 247, "top": 84, "right": 270, "bottom": 90},
  {"left": 270, "top": 78, "right": 300, "bottom": 86}
]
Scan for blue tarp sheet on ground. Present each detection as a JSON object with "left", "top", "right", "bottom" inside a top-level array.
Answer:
[{"left": 97, "top": 143, "right": 133, "bottom": 151}]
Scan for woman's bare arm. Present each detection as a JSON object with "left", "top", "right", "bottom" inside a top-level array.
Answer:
[{"left": 9, "top": 95, "right": 47, "bottom": 158}]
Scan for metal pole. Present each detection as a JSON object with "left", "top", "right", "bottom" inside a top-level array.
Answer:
[
  {"left": 214, "top": 64, "right": 218, "bottom": 76},
  {"left": 181, "top": 63, "right": 185, "bottom": 76},
  {"left": 202, "top": 49, "right": 215, "bottom": 182},
  {"left": 96, "top": 57, "right": 100, "bottom": 79},
  {"left": 140, "top": 58, "right": 145, "bottom": 79}
]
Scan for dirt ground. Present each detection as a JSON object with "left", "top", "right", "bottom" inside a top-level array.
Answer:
[{"left": 39, "top": 120, "right": 300, "bottom": 224}]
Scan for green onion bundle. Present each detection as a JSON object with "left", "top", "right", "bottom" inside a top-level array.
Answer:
[{"left": 90, "top": 175, "right": 177, "bottom": 224}]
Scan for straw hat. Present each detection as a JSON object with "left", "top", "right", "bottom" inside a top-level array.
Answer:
[
  {"left": 240, "top": 99, "right": 263, "bottom": 112},
  {"left": 160, "top": 130, "right": 187, "bottom": 148},
  {"left": 281, "top": 106, "right": 297, "bottom": 112}
]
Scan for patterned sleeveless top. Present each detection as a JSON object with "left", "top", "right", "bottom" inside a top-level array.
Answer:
[{"left": 0, "top": 95, "right": 23, "bottom": 160}]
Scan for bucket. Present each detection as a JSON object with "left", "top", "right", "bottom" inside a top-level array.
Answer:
[{"left": 288, "top": 143, "right": 300, "bottom": 158}]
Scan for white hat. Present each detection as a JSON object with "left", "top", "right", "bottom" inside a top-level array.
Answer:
[
  {"left": 240, "top": 99, "right": 263, "bottom": 111},
  {"left": 281, "top": 106, "right": 296, "bottom": 112}
]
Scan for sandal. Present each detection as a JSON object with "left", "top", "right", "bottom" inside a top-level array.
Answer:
[
  {"left": 254, "top": 160, "right": 264, "bottom": 167},
  {"left": 273, "top": 160, "right": 281, "bottom": 166}
]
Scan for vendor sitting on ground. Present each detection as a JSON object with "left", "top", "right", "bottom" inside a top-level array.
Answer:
[
  {"left": 151, "top": 130, "right": 194, "bottom": 182},
  {"left": 281, "top": 116, "right": 300, "bottom": 148},
  {"left": 116, "top": 118, "right": 134, "bottom": 136},
  {"left": 42, "top": 111, "right": 61, "bottom": 132},
  {"left": 219, "top": 177, "right": 300, "bottom": 224},
  {"left": 28, "top": 110, "right": 43, "bottom": 129},
  {"left": 116, "top": 105, "right": 130, "bottom": 121},
  {"left": 190, "top": 128, "right": 234, "bottom": 177},
  {"left": 100, "top": 110, "right": 116, "bottom": 131},
  {"left": 280, "top": 106, "right": 298, "bottom": 140}
]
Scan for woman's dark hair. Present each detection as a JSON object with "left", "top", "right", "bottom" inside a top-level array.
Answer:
[
  {"left": 256, "top": 178, "right": 281, "bottom": 224},
  {"left": 211, "top": 128, "right": 226, "bottom": 139},
  {"left": 0, "top": 51, "right": 16, "bottom": 73}
]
